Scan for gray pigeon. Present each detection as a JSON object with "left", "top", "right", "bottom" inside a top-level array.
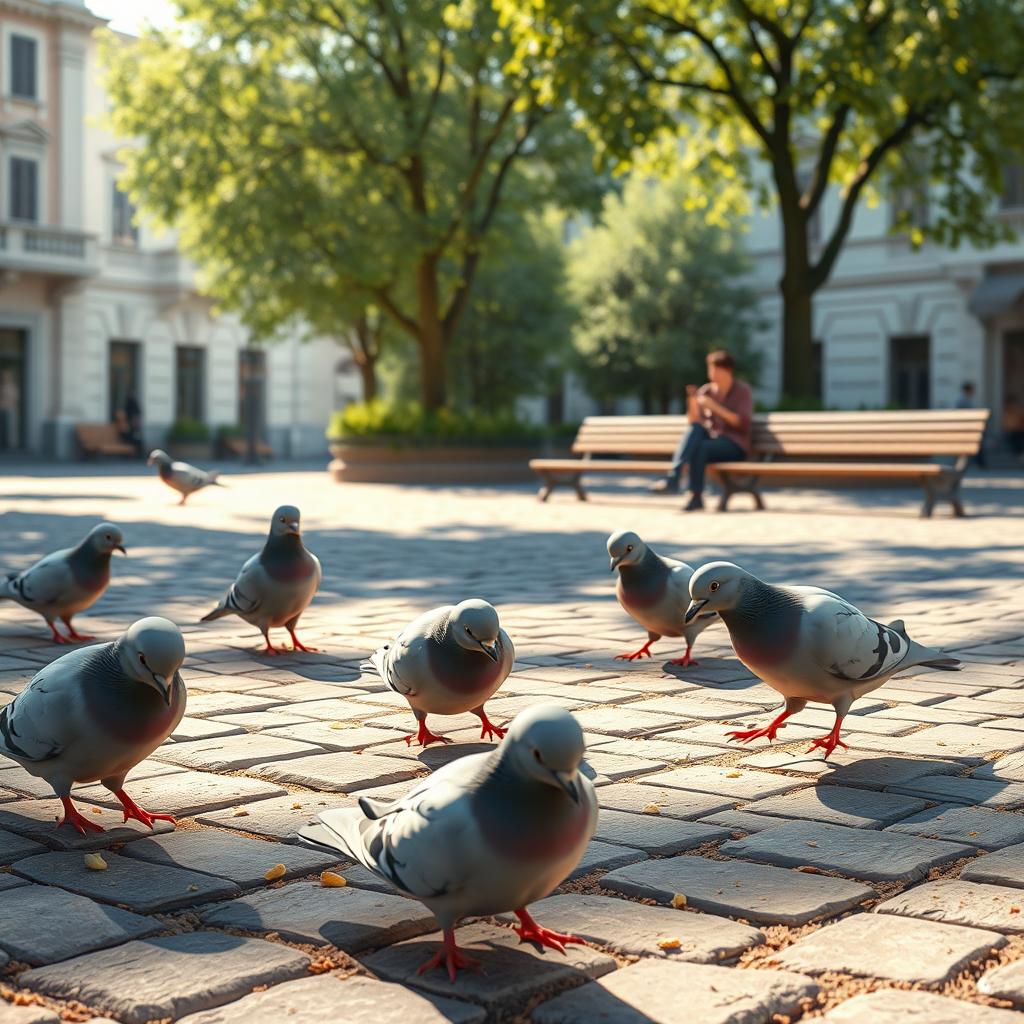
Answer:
[
  {"left": 0, "top": 523, "right": 126, "bottom": 644},
  {"left": 201, "top": 505, "right": 321, "bottom": 654},
  {"left": 147, "top": 449, "right": 224, "bottom": 504},
  {"left": 685, "top": 561, "right": 959, "bottom": 757},
  {"left": 298, "top": 704, "right": 597, "bottom": 980},
  {"left": 368, "top": 599, "right": 513, "bottom": 747},
  {"left": 0, "top": 616, "right": 186, "bottom": 834},
  {"left": 608, "top": 530, "right": 718, "bottom": 666}
]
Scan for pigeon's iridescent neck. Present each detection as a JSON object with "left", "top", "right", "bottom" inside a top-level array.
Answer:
[
  {"left": 261, "top": 533, "right": 314, "bottom": 582},
  {"left": 67, "top": 543, "right": 112, "bottom": 593},
  {"left": 723, "top": 579, "right": 803, "bottom": 667},
  {"left": 617, "top": 548, "right": 669, "bottom": 609}
]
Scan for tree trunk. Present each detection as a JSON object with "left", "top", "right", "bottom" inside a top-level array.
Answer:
[
  {"left": 780, "top": 283, "right": 816, "bottom": 400},
  {"left": 417, "top": 257, "right": 447, "bottom": 410},
  {"left": 357, "top": 357, "right": 377, "bottom": 402},
  {"left": 348, "top": 317, "right": 379, "bottom": 403}
]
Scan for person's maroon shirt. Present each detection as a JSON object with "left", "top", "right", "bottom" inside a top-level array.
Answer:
[{"left": 696, "top": 379, "right": 753, "bottom": 454}]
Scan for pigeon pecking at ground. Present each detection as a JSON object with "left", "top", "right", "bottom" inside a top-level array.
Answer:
[
  {"left": 0, "top": 616, "right": 187, "bottom": 834},
  {"left": 608, "top": 529, "right": 718, "bottom": 667},
  {"left": 366, "top": 598, "right": 514, "bottom": 747},
  {"left": 0, "top": 523, "right": 126, "bottom": 644},
  {"left": 299, "top": 704, "right": 598, "bottom": 980},
  {"left": 685, "top": 561, "right": 959, "bottom": 758},
  {"left": 147, "top": 448, "right": 224, "bottom": 505},
  {"left": 200, "top": 505, "right": 321, "bottom": 654}
]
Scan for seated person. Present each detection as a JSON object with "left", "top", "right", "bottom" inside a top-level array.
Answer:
[
  {"left": 651, "top": 349, "right": 753, "bottom": 510},
  {"left": 1004, "top": 395, "right": 1024, "bottom": 461}
]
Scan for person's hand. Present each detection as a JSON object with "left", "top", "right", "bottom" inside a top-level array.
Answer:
[
  {"left": 685, "top": 384, "right": 697, "bottom": 396},
  {"left": 696, "top": 393, "right": 713, "bottom": 410}
]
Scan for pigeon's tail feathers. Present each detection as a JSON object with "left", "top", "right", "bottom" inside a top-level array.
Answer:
[
  {"left": 0, "top": 573, "right": 18, "bottom": 599},
  {"left": 906, "top": 636, "right": 960, "bottom": 672},
  {"left": 920, "top": 654, "right": 960, "bottom": 671},
  {"left": 358, "top": 795, "right": 399, "bottom": 820},
  {"left": 200, "top": 603, "right": 230, "bottom": 623},
  {"left": 300, "top": 808, "right": 376, "bottom": 873},
  {"left": 209, "top": 473, "right": 226, "bottom": 487},
  {"left": 887, "top": 619, "right": 908, "bottom": 639}
]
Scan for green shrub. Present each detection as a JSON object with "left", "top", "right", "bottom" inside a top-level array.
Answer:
[
  {"left": 327, "top": 401, "right": 574, "bottom": 446},
  {"left": 216, "top": 424, "right": 245, "bottom": 439},
  {"left": 167, "top": 417, "right": 210, "bottom": 442}
]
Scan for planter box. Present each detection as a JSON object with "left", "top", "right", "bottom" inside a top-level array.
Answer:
[
  {"left": 328, "top": 439, "right": 566, "bottom": 484},
  {"left": 168, "top": 441, "right": 214, "bottom": 462}
]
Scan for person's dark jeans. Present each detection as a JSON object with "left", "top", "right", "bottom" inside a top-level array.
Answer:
[{"left": 668, "top": 423, "right": 746, "bottom": 495}]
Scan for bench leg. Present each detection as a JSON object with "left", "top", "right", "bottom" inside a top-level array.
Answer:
[
  {"left": 919, "top": 480, "right": 937, "bottom": 518},
  {"left": 921, "top": 471, "right": 967, "bottom": 518},
  {"left": 717, "top": 475, "right": 734, "bottom": 512},
  {"left": 537, "top": 473, "right": 555, "bottom": 502},
  {"left": 572, "top": 474, "right": 588, "bottom": 502},
  {"left": 717, "top": 473, "right": 764, "bottom": 512}
]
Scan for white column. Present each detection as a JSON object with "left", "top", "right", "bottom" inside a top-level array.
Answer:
[{"left": 57, "top": 26, "right": 88, "bottom": 229}]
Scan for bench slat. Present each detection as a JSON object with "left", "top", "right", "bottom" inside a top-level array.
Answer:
[{"left": 713, "top": 462, "right": 947, "bottom": 478}]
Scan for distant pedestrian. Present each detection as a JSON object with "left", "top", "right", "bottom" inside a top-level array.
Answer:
[
  {"left": 955, "top": 381, "right": 987, "bottom": 467},
  {"left": 120, "top": 392, "right": 143, "bottom": 457},
  {"left": 650, "top": 350, "right": 753, "bottom": 511},
  {"left": 1004, "top": 395, "right": 1024, "bottom": 462}
]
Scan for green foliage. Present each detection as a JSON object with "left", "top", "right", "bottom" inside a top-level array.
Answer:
[
  {"left": 448, "top": 208, "right": 575, "bottom": 411},
  {"left": 167, "top": 418, "right": 210, "bottom": 442},
  {"left": 568, "top": 173, "right": 761, "bottom": 408},
  {"left": 327, "top": 400, "right": 557, "bottom": 446},
  {"left": 101, "top": 0, "right": 603, "bottom": 409}
]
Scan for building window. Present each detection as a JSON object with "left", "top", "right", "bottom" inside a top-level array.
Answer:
[
  {"left": 890, "top": 185, "right": 930, "bottom": 232},
  {"left": 1002, "top": 161, "right": 1024, "bottom": 210},
  {"left": 112, "top": 184, "right": 139, "bottom": 246},
  {"left": 0, "top": 328, "right": 27, "bottom": 451},
  {"left": 238, "top": 348, "right": 266, "bottom": 435},
  {"left": 9, "top": 157, "right": 39, "bottom": 222},
  {"left": 109, "top": 341, "right": 140, "bottom": 423},
  {"left": 889, "top": 335, "right": 931, "bottom": 409},
  {"left": 175, "top": 346, "right": 205, "bottom": 423},
  {"left": 10, "top": 35, "right": 37, "bottom": 101}
]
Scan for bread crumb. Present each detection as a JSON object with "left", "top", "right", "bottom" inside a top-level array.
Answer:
[
  {"left": 264, "top": 863, "right": 287, "bottom": 881},
  {"left": 83, "top": 853, "right": 107, "bottom": 871},
  {"left": 321, "top": 870, "right": 348, "bottom": 888},
  {"left": 657, "top": 937, "right": 682, "bottom": 950},
  {"left": 642, "top": 803, "right": 661, "bottom": 815},
  {"left": 671, "top": 893, "right": 687, "bottom": 909}
]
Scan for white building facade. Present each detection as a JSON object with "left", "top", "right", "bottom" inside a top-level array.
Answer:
[
  {"left": 745, "top": 165, "right": 1024, "bottom": 419},
  {"left": 0, "top": 0, "right": 347, "bottom": 461}
]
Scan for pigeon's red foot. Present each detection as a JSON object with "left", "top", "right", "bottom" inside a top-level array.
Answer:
[
  {"left": 615, "top": 640, "right": 655, "bottom": 661},
  {"left": 58, "top": 797, "right": 105, "bottom": 835},
  {"left": 669, "top": 648, "right": 699, "bottom": 667},
  {"left": 287, "top": 629, "right": 320, "bottom": 653},
  {"left": 805, "top": 731, "right": 849, "bottom": 760},
  {"left": 475, "top": 709, "right": 506, "bottom": 742},
  {"left": 513, "top": 908, "right": 585, "bottom": 954},
  {"left": 48, "top": 624, "right": 74, "bottom": 645},
  {"left": 114, "top": 789, "right": 176, "bottom": 830},
  {"left": 404, "top": 720, "right": 453, "bottom": 748},
  {"left": 259, "top": 638, "right": 291, "bottom": 656},
  {"left": 728, "top": 724, "right": 783, "bottom": 744},
  {"left": 417, "top": 928, "right": 480, "bottom": 982},
  {"left": 61, "top": 621, "right": 95, "bottom": 642}
]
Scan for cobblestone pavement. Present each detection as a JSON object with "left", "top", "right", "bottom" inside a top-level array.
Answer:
[{"left": 1, "top": 465, "right": 1023, "bottom": 1024}]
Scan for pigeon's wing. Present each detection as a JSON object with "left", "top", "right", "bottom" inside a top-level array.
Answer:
[
  {"left": 800, "top": 591, "right": 909, "bottom": 683},
  {"left": 170, "top": 461, "right": 212, "bottom": 490},
  {"left": 221, "top": 553, "right": 268, "bottom": 617},
  {"left": 0, "top": 649, "right": 92, "bottom": 763},
  {"left": 377, "top": 607, "right": 451, "bottom": 697},
  {"left": 9, "top": 548, "right": 75, "bottom": 609}
]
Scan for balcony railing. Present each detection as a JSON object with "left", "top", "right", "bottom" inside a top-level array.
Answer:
[{"left": 0, "top": 222, "right": 99, "bottom": 277}]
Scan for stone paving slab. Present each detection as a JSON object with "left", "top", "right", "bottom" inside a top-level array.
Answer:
[
  {"left": 361, "top": 922, "right": 617, "bottom": 1011},
  {"left": 720, "top": 819, "right": 972, "bottom": 882},
  {"left": 644, "top": 766, "right": 808, "bottom": 801},
  {"left": 0, "top": 798, "right": 175, "bottom": 852},
  {"left": 171, "top": 716, "right": 247, "bottom": 741},
  {"left": 0, "top": 828, "right": 46, "bottom": 863},
  {"left": 588, "top": 737, "right": 719, "bottom": 763},
  {"left": 200, "top": 880, "right": 435, "bottom": 950},
  {"left": 776, "top": 912, "right": 1005, "bottom": 984},
  {"left": 175, "top": 974, "right": 486, "bottom": 1024},
  {"left": 570, "top": 839, "right": 647, "bottom": 879},
  {"left": 846, "top": 724, "right": 1024, "bottom": 762},
  {"left": 183, "top": 692, "right": 284, "bottom": 717},
  {"left": 887, "top": 804, "right": 1024, "bottom": 850},
  {"left": 699, "top": 810, "right": 788, "bottom": 834},
  {"left": 975, "top": 751, "right": 1024, "bottom": 782},
  {"left": 497, "top": 893, "right": 764, "bottom": 962},
  {"left": 569, "top": 706, "right": 685, "bottom": 737},
  {"left": 253, "top": 751, "right": 423, "bottom": 792},
  {"left": 13, "top": 850, "right": 240, "bottom": 912},
  {"left": 596, "top": 783, "right": 734, "bottom": 820},
  {"left": 601, "top": 855, "right": 873, "bottom": 925},
  {"left": 579, "top": 751, "right": 666, "bottom": 781},
  {"left": 120, "top": 829, "right": 342, "bottom": 887},
  {"left": 962, "top": 841, "right": 1024, "bottom": 888},
  {"left": 74, "top": 772, "right": 287, "bottom": 817},
  {"left": 0, "top": 872, "right": 28, "bottom": 891},
  {"left": 0, "top": 1006, "right": 60, "bottom": 1024},
  {"left": 531, "top": 958, "right": 818, "bottom": 1024},
  {"left": 0, "top": 883, "right": 159, "bottom": 965},
  {"left": 594, "top": 809, "right": 729, "bottom": 855},
  {"left": 885, "top": 774, "right": 1024, "bottom": 808},
  {"left": 258, "top": 721, "right": 403, "bottom": 751},
  {"left": 743, "top": 785, "right": 928, "bottom": 829},
  {"left": 876, "top": 878, "right": 1024, "bottom": 934},
  {"left": 979, "top": 961, "right": 1024, "bottom": 1005},
  {"left": 153, "top": 733, "right": 326, "bottom": 771},
  {"left": 196, "top": 793, "right": 342, "bottom": 841},
  {"left": 820, "top": 989, "right": 1023, "bottom": 1023},
  {"left": 20, "top": 932, "right": 311, "bottom": 1024}
]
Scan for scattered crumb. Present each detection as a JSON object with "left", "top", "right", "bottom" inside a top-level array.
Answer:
[
  {"left": 671, "top": 893, "right": 687, "bottom": 909},
  {"left": 656, "top": 937, "right": 682, "bottom": 950},
  {"left": 83, "top": 853, "right": 107, "bottom": 872},
  {"left": 320, "top": 870, "right": 347, "bottom": 888},
  {"left": 726, "top": 771, "right": 743, "bottom": 778},
  {"left": 264, "top": 863, "right": 287, "bottom": 881},
  {"left": 642, "top": 803, "right": 661, "bottom": 814}
]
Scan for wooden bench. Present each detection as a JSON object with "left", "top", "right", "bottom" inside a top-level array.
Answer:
[
  {"left": 221, "top": 436, "right": 274, "bottom": 459},
  {"left": 528, "top": 409, "right": 989, "bottom": 517},
  {"left": 75, "top": 423, "right": 136, "bottom": 459}
]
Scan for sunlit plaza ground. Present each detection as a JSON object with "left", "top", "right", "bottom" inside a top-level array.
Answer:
[{"left": 0, "top": 466, "right": 1023, "bottom": 1022}]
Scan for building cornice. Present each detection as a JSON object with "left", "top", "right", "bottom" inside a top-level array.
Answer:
[{"left": 0, "top": 0, "right": 107, "bottom": 31}]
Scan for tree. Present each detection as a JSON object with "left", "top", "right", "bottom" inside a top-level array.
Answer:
[
  {"left": 568, "top": 174, "right": 761, "bottom": 410},
  {"left": 496, "top": 0, "right": 1024, "bottom": 398},
  {"left": 448, "top": 207, "right": 574, "bottom": 411},
  {"left": 103, "top": 0, "right": 599, "bottom": 411}
]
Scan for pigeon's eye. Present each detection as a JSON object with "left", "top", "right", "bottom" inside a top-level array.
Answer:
[
  {"left": 138, "top": 653, "right": 147, "bottom": 665},
  {"left": 533, "top": 749, "right": 542, "bottom": 763},
  {"left": 626, "top": 545, "right": 633, "bottom": 553},
  {"left": 710, "top": 581, "right": 721, "bottom": 593},
  {"left": 465, "top": 626, "right": 473, "bottom": 636}
]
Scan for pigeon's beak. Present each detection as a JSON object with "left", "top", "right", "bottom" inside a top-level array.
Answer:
[
  {"left": 609, "top": 555, "right": 623, "bottom": 572},
  {"left": 115, "top": 545, "right": 127, "bottom": 556},
  {"left": 150, "top": 673, "right": 172, "bottom": 706},
  {"left": 478, "top": 640, "right": 500, "bottom": 663},
  {"left": 684, "top": 598, "right": 709, "bottom": 624},
  {"left": 551, "top": 769, "right": 580, "bottom": 804},
  {"left": 286, "top": 523, "right": 301, "bottom": 536},
  {"left": 146, "top": 456, "right": 155, "bottom": 466}
]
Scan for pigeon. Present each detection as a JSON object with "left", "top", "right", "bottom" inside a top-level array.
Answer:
[
  {"left": 200, "top": 505, "right": 321, "bottom": 654},
  {"left": 607, "top": 530, "right": 718, "bottom": 666},
  {"left": 685, "top": 561, "right": 959, "bottom": 758},
  {"left": 0, "top": 616, "right": 187, "bottom": 834},
  {"left": 298, "top": 704, "right": 597, "bottom": 980},
  {"left": 0, "top": 523, "right": 126, "bottom": 644},
  {"left": 367, "top": 599, "right": 514, "bottom": 747},
  {"left": 147, "top": 449, "right": 224, "bottom": 504}
]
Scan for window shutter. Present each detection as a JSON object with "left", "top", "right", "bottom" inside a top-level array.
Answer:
[
  {"left": 11, "top": 36, "right": 38, "bottom": 100},
  {"left": 10, "top": 158, "right": 39, "bottom": 222}
]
